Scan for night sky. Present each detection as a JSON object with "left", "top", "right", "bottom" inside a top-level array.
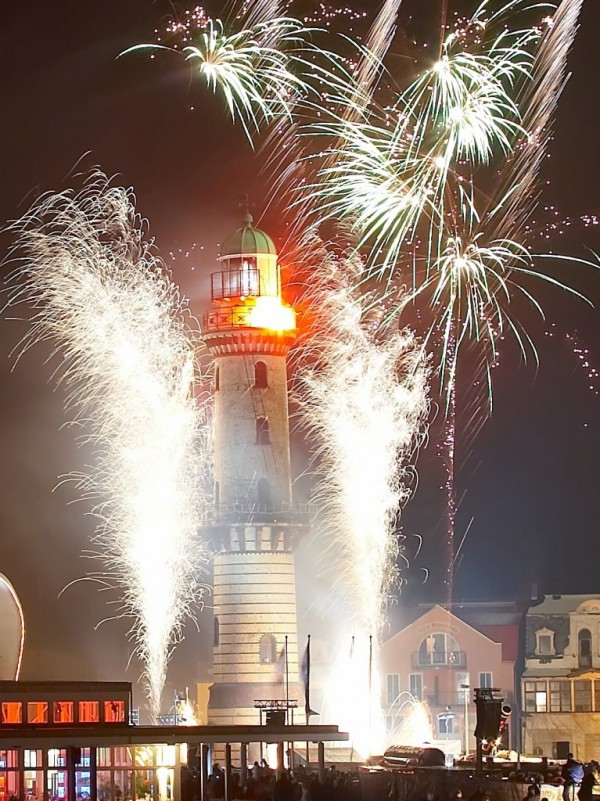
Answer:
[{"left": 1, "top": 0, "right": 599, "bottom": 703}]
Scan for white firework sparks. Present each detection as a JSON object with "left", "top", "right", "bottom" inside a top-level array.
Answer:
[
  {"left": 5, "top": 174, "right": 212, "bottom": 717},
  {"left": 294, "top": 235, "right": 429, "bottom": 752}
]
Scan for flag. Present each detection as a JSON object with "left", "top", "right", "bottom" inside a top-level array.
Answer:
[
  {"left": 274, "top": 647, "right": 286, "bottom": 685},
  {"left": 301, "top": 635, "right": 318, "bottom": 718}
]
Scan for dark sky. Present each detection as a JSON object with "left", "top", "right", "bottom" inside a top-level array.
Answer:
[{"left": 1, "top": 0, "right": 599, "bottom": 706}]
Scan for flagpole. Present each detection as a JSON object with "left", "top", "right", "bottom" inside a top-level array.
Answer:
[
  {"left": 285, "top": 635, "right": 289, "bottom": 722},
  {"left": 368, "top": 634, "right": 373, "bottom": 756}
]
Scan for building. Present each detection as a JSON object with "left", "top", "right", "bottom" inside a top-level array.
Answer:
[
  {"left": 522, "top": 593, "right": 600, "bottom": 760},
  {"left": 380, "top": 603, "right": 520, "bottom": 755},
  {"left": 201, "top": 214, "right": 307, "bottom": 733},
  {"left": 0, "top": 680, "right": 347, "bottom": 801}
]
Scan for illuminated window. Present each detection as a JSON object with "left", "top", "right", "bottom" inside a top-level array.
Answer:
[
  {"left": 1, "top": 703, "right": 22, "bottom": 724},
  {"left": 254, "top": 361, "right": 268, "bottom": 389},
  {"left": 256, "top": 417, "right": 270, "bottom": 445},
  {"left": 25, "top": 750, "right": 42, "bottom": 768},
  {"left": 524, "top": 681, "right": 547, "bottom": 712},
  {"left": 79, "top": 701, "right": 99, "bottom": 723},
  {"left": 53, "top": 702, "right": 74, "bottom": 724},
  {"left": 27, "top": 702, "right": 48, "bottom": 724},
  {"left": 259, "top": 634, "right": 277, "bottom": 664},
  {"left": 104, "top": 701, "right": 125, "bottom": 723}
]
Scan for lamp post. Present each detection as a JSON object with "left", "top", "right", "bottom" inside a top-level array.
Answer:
[{"left": 461, "top": 684, "right": 470, "bottom": 756}]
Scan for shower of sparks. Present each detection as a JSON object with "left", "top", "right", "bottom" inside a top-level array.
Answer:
[
  {"left": 296, "top": 238, "right": 429, "bottom": 639},
  {"left": 4, "top": 174, "right": 212, "bottom": 717},
  {"left": 322, "top": 634, "right": 386, "bottom": 757},
  {"left": 385, "top": 692, "right": 434, "bottom": 747},
  {"left": 293, "top": 233, "right": 429, "bottom": 751}
]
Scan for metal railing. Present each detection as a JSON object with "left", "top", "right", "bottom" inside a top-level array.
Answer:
[
  {"left": 211, "top": 269, "right": 260, "bottom": 301},
  {"left": 411, "top": 651, "right": 467, "bottom": 668},
  {"left": 201, "top": 501, "right": 318, "bottom": 526}
]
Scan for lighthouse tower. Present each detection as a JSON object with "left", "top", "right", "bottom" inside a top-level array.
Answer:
[{"left": 202, "top": 213, "right": 304, "bottom": 729}]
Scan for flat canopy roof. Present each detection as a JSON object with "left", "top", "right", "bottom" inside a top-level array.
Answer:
[{"left": 0, "top": 724, "right": 349, "bottom": 748}]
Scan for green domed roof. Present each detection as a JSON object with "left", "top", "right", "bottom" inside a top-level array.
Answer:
[{"left": 220, "top": 213, "right": 277, "bottom": 258}]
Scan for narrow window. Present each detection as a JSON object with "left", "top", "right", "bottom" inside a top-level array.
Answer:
[
  {"left": 259, "top": 634, "right": 277, "bottom": 664},
  {"left": 386, "top": 674, "right": 400, "bottom": 705},
  {"left": 409, "top": 674, "right": 423, "bottom": 701},
  {"left": 579, "top": 629, "right": 592, "bottom": 668},
  {"left": 254, "top": 361, "right": 268, "bottom": 389},
  {"left": 479, "top": 672, "right": 493, "bottom": 689},
  {"left": 214, "top": 616, "right": 220, "bottom": 647},
  {"left": 256, "top": 417, "right": 270, "bottom": 445},
  {"left": 215, "top": 367, "right": 220, "bottom": 391}
]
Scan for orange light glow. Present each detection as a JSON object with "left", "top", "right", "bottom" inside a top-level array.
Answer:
[{"left": 249, "top": 296, "right": 296, "bottom": 332}]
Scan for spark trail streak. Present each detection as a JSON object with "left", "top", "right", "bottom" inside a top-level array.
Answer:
[{"left": 5, "top": 175, "right": 211, "bottom": 717}]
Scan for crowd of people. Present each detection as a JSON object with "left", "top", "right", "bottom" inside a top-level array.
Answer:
[
  {"left": 180, "top": 753, "right": 600, "bottom": 801},
  {"left": 200, "top": 761, "right": 360, "bottom": 800}
]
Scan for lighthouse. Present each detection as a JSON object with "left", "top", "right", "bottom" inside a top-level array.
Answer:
[{"left": 202, "top": 213, "right": 305, "bottom": 731}]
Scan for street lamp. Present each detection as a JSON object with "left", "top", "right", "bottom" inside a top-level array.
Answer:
[{"left": 460, "top": 684, "right": 470, "bottom": 756}]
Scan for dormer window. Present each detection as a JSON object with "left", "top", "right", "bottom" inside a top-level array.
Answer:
[{"left": 535, "top": 627, "right": 555, "bottom": 656}]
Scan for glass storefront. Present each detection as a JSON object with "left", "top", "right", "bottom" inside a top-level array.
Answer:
[{"left": 0, "top": 747, "right": 179, "bottom": 801}]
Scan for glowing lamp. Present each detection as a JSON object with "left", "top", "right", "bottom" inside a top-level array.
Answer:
[{"left": 249, "top": 296, "right": 296, "bottom": 332}]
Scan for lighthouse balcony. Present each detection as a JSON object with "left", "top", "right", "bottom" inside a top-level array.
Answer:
[
  {"left": 201, "top": 501, "right": 317, "bottom": 526},
  {"left": 203, "top": 305, "right": 255, "bottom": 331}
]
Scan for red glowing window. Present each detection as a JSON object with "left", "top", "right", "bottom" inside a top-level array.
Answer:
[
  {"left": 104, "top": 701, "right": 125, "bottom": 723},
  {"left": 79, "top": 701, "right": 99, "bottom": 723},
  {"left": 27, "top": 702, "right": 48, "bottom": 724},
  {"left": 53, "top": 702, "right": 74, "bottom": 724},
  {"left": 1, "top": 703, "right": 22, "bottom": 724}
]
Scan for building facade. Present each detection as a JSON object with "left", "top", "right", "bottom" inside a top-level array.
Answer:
[
  {"left": 201, "top": 215, "right": 306, "bottom": 731},
  {"left": 381, "top": 604, "right": 520, "bottom": 756},
  {"left": 522, "top": 594, "right": 600, "bottom": 761}
]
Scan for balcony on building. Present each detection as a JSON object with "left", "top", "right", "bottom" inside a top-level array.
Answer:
[{"left": 411, "top": 650, "right": 467, "bottom": 669}]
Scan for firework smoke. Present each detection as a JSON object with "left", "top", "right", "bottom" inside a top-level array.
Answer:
[{"left": 5, "top": 173, "right": 212, "bottom": 717}]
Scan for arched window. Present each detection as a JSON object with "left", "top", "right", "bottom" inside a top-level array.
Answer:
[
  {"left": 259, "top": 634, "right": 277, "bottom": 664},
  {"left": 214, "top": 617, "right": 220, "bottom": 647},
  {"left": 418, "top": 633, "right": 461, "bottom": 666},
  {"left": 256, "top": 417, "right": 271, "bottom": 445},
  {"left": 215, "top": 367, "right": 220, "bottom": 391},
  {"left": 579, "top": 629, "right": 592, "bottom": 668},
  {"left": 254, "top": 361, "right": 268, "bottom": 389}
]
